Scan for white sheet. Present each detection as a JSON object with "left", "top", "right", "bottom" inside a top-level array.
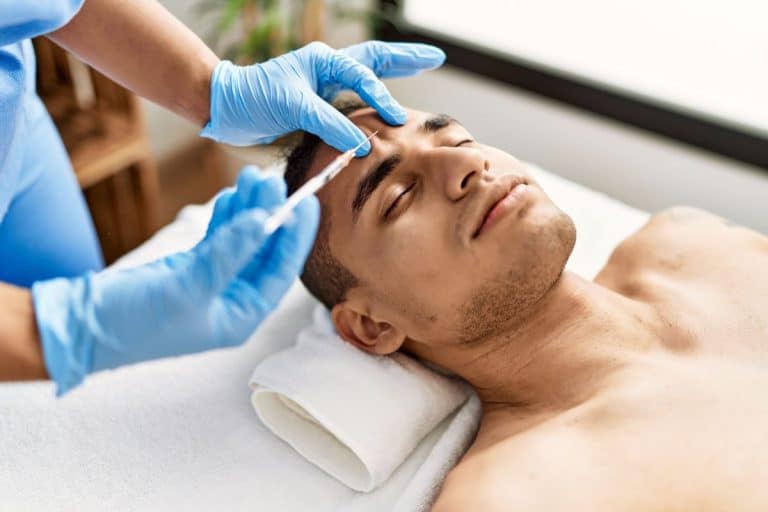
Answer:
[{"left": 0, "top": 163, "right": 649, "bottom": 511}]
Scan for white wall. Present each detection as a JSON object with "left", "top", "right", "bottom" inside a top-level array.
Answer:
[{"left": 386, "top": 66, "right": 768, "bottom": 232}]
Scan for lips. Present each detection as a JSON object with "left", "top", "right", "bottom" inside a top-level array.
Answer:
[{"left": 471, "top": 177, "right": 528, "bottom": 239}]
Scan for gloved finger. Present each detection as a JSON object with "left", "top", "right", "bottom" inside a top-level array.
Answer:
[
  {"left": 253, "top": 134, "right": 279, "bottom": 145},
  {"left": 341, "top": 41, "right": 446, "bottom": 79},
  {"left": 206, "top": 169, "right": 288, "bottom": 239},
  {"left": 187, "top": 208, "right": 272, "bottom": 295},
  {"left": 327, "top": 53, "right": 406, "bottom": 127},
  {"left": 301, "top": 95, "right": 372, "bottom": 156},
  {"left": 235, "top": 166, "right": 287, "bottom": 213},
  {"left": 206, "top": 187, "right": 236, "bottom": 239},
  {"left": 239, "top": 195, "right": 320, "bottom": 309}
]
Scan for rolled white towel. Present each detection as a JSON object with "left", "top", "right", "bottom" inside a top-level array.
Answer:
[{"left": 249, "top": 305, "right": 469, "bottom": 492}]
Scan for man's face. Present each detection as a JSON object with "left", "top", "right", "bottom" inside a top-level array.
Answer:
[{"left": 310, "top": 107, "right": 575, "bottom": 354}]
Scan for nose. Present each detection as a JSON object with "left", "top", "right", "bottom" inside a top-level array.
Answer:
[{"left": 427, "top": 147, "right": 489, "bottom": 201}]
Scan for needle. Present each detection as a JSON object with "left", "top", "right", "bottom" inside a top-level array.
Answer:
[{"left": 263, "top": 131, "right": 379, "bottom": 235}]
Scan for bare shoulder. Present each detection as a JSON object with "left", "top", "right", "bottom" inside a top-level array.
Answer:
[
  {"left": 602, "top": 206, "right": 766, "bottom": 272},
  {"left": 639, "top": 205, "right": 762, "bottom": 238},
  {"left": 594, "top": 204, "right": 768, "bottom": 303},
  {"left": 653, "top": 205, "right": 717, "bottom": 223},
  {"left": 630, "top": 205, "right": 729, "bottom": 244},
  {"left": 610, "top": 206, "right": 718, "bottom": 257}
]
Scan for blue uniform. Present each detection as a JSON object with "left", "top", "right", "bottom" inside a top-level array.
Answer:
[
  {"left": 4, "top": 5, "right": 440, "bottom": 393},
  {"left": 0, "top": 0, "right": 103, "bottom": 286}
]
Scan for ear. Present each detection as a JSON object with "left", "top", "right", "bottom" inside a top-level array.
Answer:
[{"left": 331, "top": 301, "right": 406, "bottom": 355}]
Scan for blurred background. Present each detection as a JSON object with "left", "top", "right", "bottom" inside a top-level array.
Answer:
[{"left": 36, "top": 0, "right": 768, "bottom": 263}]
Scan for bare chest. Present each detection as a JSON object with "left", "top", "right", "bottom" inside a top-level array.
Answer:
[
  {"left": 456, "top": 358, "right": 768, "bottom": 512},
  {"left": 586, "top": 358, "right": 768, "bottom": 510}
]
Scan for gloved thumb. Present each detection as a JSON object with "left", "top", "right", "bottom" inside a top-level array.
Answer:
[
  {"left": 301, "top": 94, "right": 372, "bottom": 156},
  {"left": 238, "top": 195, "right": 320, "bottom": 305},
  {"left": 185, "top": 208, "right": 273, "bottom": 295}
]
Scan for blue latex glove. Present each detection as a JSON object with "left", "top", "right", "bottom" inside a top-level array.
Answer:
[
  {"left": 200, "top": 40, "right": 446, "bottom": 156},
  {"left": 32, "top": 169, "right": 319, "bottom": 395}
]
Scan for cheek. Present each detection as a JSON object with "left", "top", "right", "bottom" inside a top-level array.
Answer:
[
  {"left": 361, "top": 221, "right": 462, "bottom": 317},
  {"left": 381, "top": 226, "right": 483, "bottom": 316},
  {"left": 379, "top": 223, "right": 447, "bottom": 283}
]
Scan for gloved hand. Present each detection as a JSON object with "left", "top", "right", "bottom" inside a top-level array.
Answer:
[
  {"left": 32, "top": 169, "right": 319, "bottom": 396},
  {"left": 200, "top": 40, "right": 446, "bottom": 156}
]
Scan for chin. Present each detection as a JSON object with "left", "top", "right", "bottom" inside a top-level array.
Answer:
[
  {"left": 505, "top": 207, "right": 576, "bottom": 299},
  {"left": 532, "top": 207, "right": 576, "bottom": 269},
  {"left": 504, "top": 197, "right": 575, "bottom": 251},
  {"left": 458, "top": 209, "right": 576, "bottom": 341}
]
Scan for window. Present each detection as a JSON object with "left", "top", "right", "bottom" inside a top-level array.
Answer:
[
  {"left": 380, "top": 0, "right": 768, "bottom": 169},
  {"left": 400, "top": 0, "right": 768, "bottom": 137}
]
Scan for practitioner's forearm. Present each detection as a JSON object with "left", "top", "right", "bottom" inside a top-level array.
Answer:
[
  {"left": 48, "top": 0, "right": 220, "bottom": 127},
  {"left": 0, "top": 283, "right": 47, "bottom": 382}
]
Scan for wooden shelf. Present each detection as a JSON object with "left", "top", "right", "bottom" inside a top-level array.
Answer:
[
  {"left": 33, "top": 38, "right": 161, "bottom": 263},
  {"left": 66, "top": 111, "right": 149, "bottom": 188}
]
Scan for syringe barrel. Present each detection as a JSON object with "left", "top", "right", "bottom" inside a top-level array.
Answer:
[{"left": 262, "top": 149, "right": 356, "bottom": 235}]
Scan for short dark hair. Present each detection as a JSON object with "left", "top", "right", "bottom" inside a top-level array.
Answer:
[{"left": 283, "top": 99, "right": 369, "bottom": 309}]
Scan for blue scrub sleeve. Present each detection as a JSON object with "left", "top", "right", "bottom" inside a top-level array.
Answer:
[
  {"left": 0, "top": 94, "right": 103, "bottom": 286},
  {"left": 0, "top": 0, "right": 101, "bottom": 285},
  {"left": 0, "top": 0, "right": 85, "bottom": 46},
  {"left": 1, "top": 0, "right": 86, "bottom": 217}
]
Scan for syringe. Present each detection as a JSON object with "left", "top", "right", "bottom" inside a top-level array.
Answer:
[{"left": 263, "top": 130, "right": 378, "bottom": 235}]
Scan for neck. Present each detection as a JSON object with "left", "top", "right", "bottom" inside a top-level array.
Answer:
[{"left": 452, "top": 272, "right": 661, "bottom": 412}]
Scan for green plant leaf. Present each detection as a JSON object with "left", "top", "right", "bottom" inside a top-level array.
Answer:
[
  {"left": 194, "top": 0, "right": 390, "bottom": 60},
  {"left": 218, "top": 0, "right": 249, "bottom": 32}
]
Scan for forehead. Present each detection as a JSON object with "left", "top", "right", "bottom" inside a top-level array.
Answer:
[
  {"left": 308, "top": 106, "right": 438, "bottom": 220},
  {"left": 307, "top": 107, "right": 435, "bottom": 184}
]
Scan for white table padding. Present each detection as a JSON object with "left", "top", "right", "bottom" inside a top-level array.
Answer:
[{"left": 0, "top": 164, "right": 649, "bottom": 511}]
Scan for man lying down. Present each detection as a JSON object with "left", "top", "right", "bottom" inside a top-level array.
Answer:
[{"left": 284, "top": 100, "right": 768, "bottom": 511}]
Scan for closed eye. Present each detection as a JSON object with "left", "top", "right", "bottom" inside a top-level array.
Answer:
[
  {"left": 382, "top": 139, "right": 474, "bottom": 219},
  {"left": 384, "top": 183, "right": 416, "bottom": 219}
]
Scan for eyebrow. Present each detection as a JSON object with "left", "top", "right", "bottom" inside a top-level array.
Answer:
[
  {"left": 351, "top": 154, "right": 402, "bottom": 219},
  {"left": 422, "top": 114, "right": 455, "bottom": 133},
  {"left": 351, "top": 114, "right": 457, "bottom": 220}
]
